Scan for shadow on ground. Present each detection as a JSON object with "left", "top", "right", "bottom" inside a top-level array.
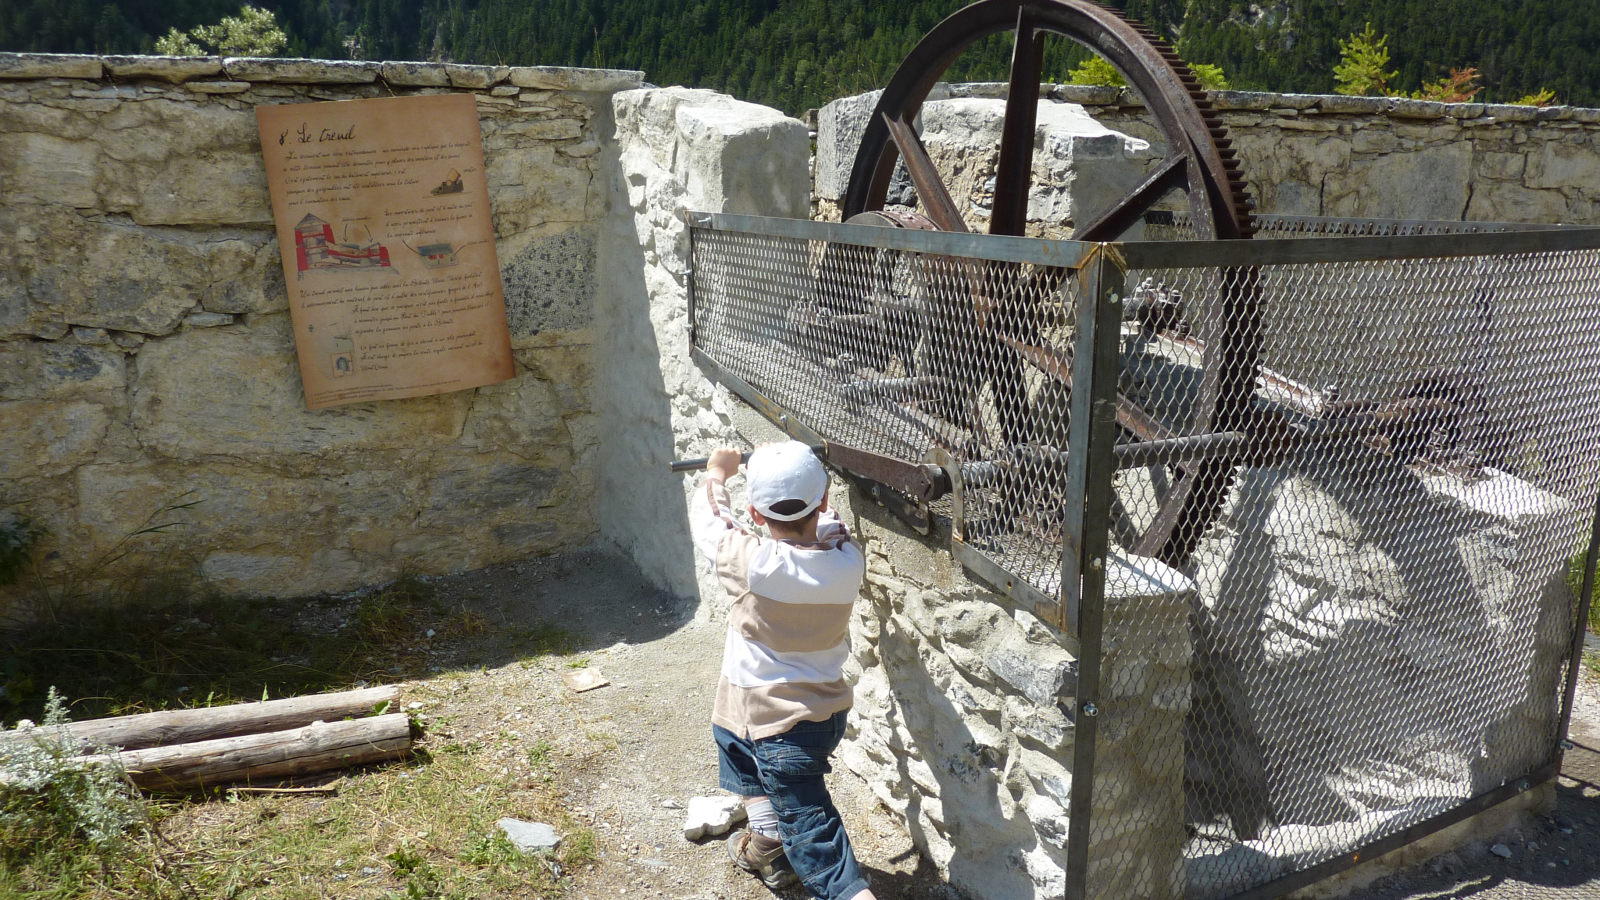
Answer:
[
  {"left": 1, "top": 545, "right": 691, "bottom": 725},
  {"left": 1340, "top": 732, "right": 1600, "bottom": 899}
]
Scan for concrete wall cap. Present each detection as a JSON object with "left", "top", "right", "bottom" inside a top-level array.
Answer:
[
  {"left": 104, "top": 55, "right": 224, "bottom": 82},
  {"left": 0, "top": 52, "right": 104, "bottom": 80},
  {"left": 507, "top": 66, "right": 644, "bottom": 92},
  {"left": 222, "top": 57, "right": 381, "bottom": 83}
]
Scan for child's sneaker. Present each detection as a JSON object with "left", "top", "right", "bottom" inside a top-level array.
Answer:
[{"left": 725, "top": 828, "right": 799, "bottom": 889}]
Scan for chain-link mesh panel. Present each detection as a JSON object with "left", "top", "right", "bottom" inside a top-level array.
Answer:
[
  {"left": 1099, "top": 247, "right": 1600, "bottom": 900},
  {"left": 690, "top": 216, "right": 1600, "bottom": 900},
  {"left": 690, "top": 224, "right": 1086, "bottom": 600}
]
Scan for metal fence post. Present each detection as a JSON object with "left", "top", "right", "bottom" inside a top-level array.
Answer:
[
  {"left": 1558, "top": 493, "right": 1600, "bottom": 759},
  {"left": 1063, "top": 244, "right": 1127, "bottom": 900}
]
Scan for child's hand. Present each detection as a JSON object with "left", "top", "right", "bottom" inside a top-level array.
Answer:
[{"left": 706, "top": 447, "right": 743, "bottom": 481}]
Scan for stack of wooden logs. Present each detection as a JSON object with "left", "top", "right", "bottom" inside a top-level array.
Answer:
[{"left": 0, "top": 686, "right": 412, "bottom": 791}]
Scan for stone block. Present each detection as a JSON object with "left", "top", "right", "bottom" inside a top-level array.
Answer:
[
  {"left": 1526, "top": 139, "right": 1600, "bottom": 190},
  {"left": 0, "top": 53, "right": 103, "bottom": 80},
  {"left": 104, "top": 56, "right": 223, "bottom": 82},
  {"left": 1466, "top": 181, "right": 1567, "bottom": 223},
  {"left": 0, "top": 132, "right": 101, "bottom": 208},
  {"left": 380, "top": 61, "right": 450, "bottom": 87},
  {"left": 1388, "top": 98, "right": 1447, "bottom": 119},
  {"left": 1050, "top": 84, "right": 1120, "bottom": 106},
  {"left": 0, "top": 207, "right": 211, "bottom": 338},
  {"left": 1444, "top": 103, "right": 1486, "bottom": 119},
  {"left": 1482, "top": 103, "right": 1540, "bottom": 122},
  {"left": 675, "top": 99, "right": 810, "bottom": 218},
  {"left": 444, "top": 64, "right": 508, "bottom": 89},
  {"left": 508, "top": 66, "right": 644, "bottom": 92},
  {"left": 221, "top": 57, "right": 380, "bottom": 84},
  {"left": 202, "top": 235, "right": 287, "bottom": 315},
  {"left": 1234, "top": 131, "right": 1348, "bottom": 215},
  {"left": 0, "top": 341, "right": 125, "bottom": 401},
  {"left": 0, "top": 399, "right": 111, "bottom": 479},
  {"left": 814, "top": 89, "right": 883, "bottom": 201},
  {"left": 133, "top": 149, "right": 272, "bottom": 226},
  {"left": 1478, "top": 150, "right": 1527, "bottom": 180},
  {"left": 1324, "top": 139, "right": 1472, "bottom": 219},
  {"left": 1208, "top": 90, "right": 1274, "bottom": 111},
  {"left": 1315, "top": 95, "right": 1391, "bottom": 115},
  {"left": 186, "top": 81, "right": 251, "bottom": 94},
  {"left": 70, "top": 326, "right": 112, "bottom": 344},
  {"left": 499, "top": 226, "right": 597, "bottom": 345},
  {"left": 983, "top": 627, "right": 1077, "bottom": 706},
  {"left": 497, "top": 818, "right": 560, "bottom": 852},
  {"left": 130, "top": 315, "right": 471, "bottom": 459}
]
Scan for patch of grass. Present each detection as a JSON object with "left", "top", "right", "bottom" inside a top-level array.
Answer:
[{"left": 1566, "top": 545, "right": 1600, "bottom": 636}]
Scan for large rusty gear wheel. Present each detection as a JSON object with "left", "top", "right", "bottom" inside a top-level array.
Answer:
[{"left": 841, "top": 0, "right": 1261, "bottom": 568}]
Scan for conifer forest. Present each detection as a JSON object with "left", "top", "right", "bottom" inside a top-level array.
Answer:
[{"left": 3, "top": 0, "right": 1596, "bottom": 114}]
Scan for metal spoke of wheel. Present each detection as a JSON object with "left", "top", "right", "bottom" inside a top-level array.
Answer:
[
  {"left": 991, "top": 9, "right": 1046, "bottom": 236},
  {"left": 1072, "top": 152, "right": 1188, "bottom": 242},
  {"left": 882, "top": 113, "right": 969, "bottom": 233}
]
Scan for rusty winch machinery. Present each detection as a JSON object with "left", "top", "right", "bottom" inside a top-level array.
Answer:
[{"left": 682, "top": 0, "right": 1539, "bottom": 631}]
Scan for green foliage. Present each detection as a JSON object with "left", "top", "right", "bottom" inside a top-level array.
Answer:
[
  {"left": 1, "top": 690, "right": 146, "bottom": 882},
  {"left": 1569, "top": 545, "right": 1600, "bottom": 636},
  {"left": 155, "top": 4, "right": 286, "bottom": 56},
  {"left": 1178, "top": 1, "right": 1600, "bottom": 108},
  {"left": 1410, "top": 66, "right": 1481, "bottom": 102},
  {"left": 1188, "top": 62, "right": 1229, "bottom": 90},
  {"left": 1067, "top": 55, "right": 1125, "bottom": 87},
  {"left": 1513, "top": 87, "right": 1557, "bottom": 106},
  {"left": 1333, "top": 23, "right": 1396, "bottom": 96}
]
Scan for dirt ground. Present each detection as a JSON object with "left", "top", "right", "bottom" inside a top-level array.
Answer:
[{"left": 361, "top": 546, "right": 1598, "bottom": 900}]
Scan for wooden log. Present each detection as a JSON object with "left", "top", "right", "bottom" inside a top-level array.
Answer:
[
  {"left": 0, "top": 686, "right": 398, "bottom": 754},
  {"left": 81, "top": 713, "right": 413, "bottom": 791}
]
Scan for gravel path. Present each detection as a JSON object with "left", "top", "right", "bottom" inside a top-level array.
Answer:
[{"left": 413, "top": 548, "right": 1600, "bottom": 900}]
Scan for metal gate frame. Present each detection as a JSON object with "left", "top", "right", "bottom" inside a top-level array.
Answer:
[{"left": 684, "top": 210, "right": 1600, "bottom": 900}]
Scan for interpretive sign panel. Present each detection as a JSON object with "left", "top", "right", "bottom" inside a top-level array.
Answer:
[{"left": 256, "top": 94, "right": 514, "bottom": 409}]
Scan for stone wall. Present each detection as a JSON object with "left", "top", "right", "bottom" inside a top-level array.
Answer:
[
  {"left": 0, "top": 53, "right": 640, "bottom": 597},
  {"left": 815, "top": 84, "right": 1600, "bottom": 227}
]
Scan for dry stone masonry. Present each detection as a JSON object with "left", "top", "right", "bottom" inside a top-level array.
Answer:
[{"left": 0, "top": 53, "right": 641, "bottom": 596}]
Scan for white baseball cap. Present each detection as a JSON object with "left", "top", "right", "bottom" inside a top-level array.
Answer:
[{"left": 747, "top": 441, "right": 827, "bottom": 522}]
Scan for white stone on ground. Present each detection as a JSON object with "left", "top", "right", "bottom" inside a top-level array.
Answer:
[
  {"left": 681, "top": 795, "right": 746, "bottom": 840},
  {"left": 496, "top": 818, "right": 561, "bottom": 853}
]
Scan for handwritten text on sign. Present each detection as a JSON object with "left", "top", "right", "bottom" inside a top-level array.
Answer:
[{"left": 257, "top": 94, "right": 513, "bottom": 410}]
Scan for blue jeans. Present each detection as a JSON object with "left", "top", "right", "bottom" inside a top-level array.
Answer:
[{"left": 714, "top": 711, "right": 869, "bottom": 900}]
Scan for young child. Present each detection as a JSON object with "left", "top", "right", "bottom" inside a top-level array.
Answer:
[{"left": 690, "top": 441, "right": 877, "bottom": 900}]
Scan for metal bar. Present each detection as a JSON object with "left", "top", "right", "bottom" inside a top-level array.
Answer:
[
  {"left": 1062, "top": 244, "right": 1126, "bottom": 900},
  {"left": 1112, "top": 430, "right": 1247, "bottom": 468},
  {"left": 1151, "top": 210, "right": 1600, "bottom": 234},
  {"left": 686, "top": 226, "right": 698, "bottom": 345},
  {"left": 951, "top": 537, "right": 1061, "bottom": 626},
  {"left": 1119, "top": 225, "right": 1600, "bottom": 270},
  {"left": 1073, "top": 152, "right": 1187, "bottom": 242},
  {"left": 1225, "top": 762, "right": 1561, "bottom": 900},
  {"left": 990, "top": 12, "right": 1043, "bottom": 237},
  {"left": 883, "top": 113, "right": 969, "bottom": 233},
  {"left": 689, "top": 346, "right": 826, "bottom": 448},
  {"left": 685, "top": 211, "right": 1094, "bottom": 269},
  {"left": 1557, "top": 491, "right": 1600, "bottom": 761},
  {"left": 668, "top": 451, "right": 752, "bottom": 473}
]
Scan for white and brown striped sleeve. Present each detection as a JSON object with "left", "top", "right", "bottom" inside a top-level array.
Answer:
[{"left": 689, "top": 474, "right": 750, "bottom": 563}]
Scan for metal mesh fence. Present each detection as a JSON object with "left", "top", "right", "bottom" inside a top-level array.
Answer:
[
  {"left": 690, "top": 219, "right": 1091, "bottom": 598},
  {"left": 1109, "top": 246, "right": 1600, "bottom": 900},
  {"left": 687, "top": 213, "right": 1600, "bottom": 900}
]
